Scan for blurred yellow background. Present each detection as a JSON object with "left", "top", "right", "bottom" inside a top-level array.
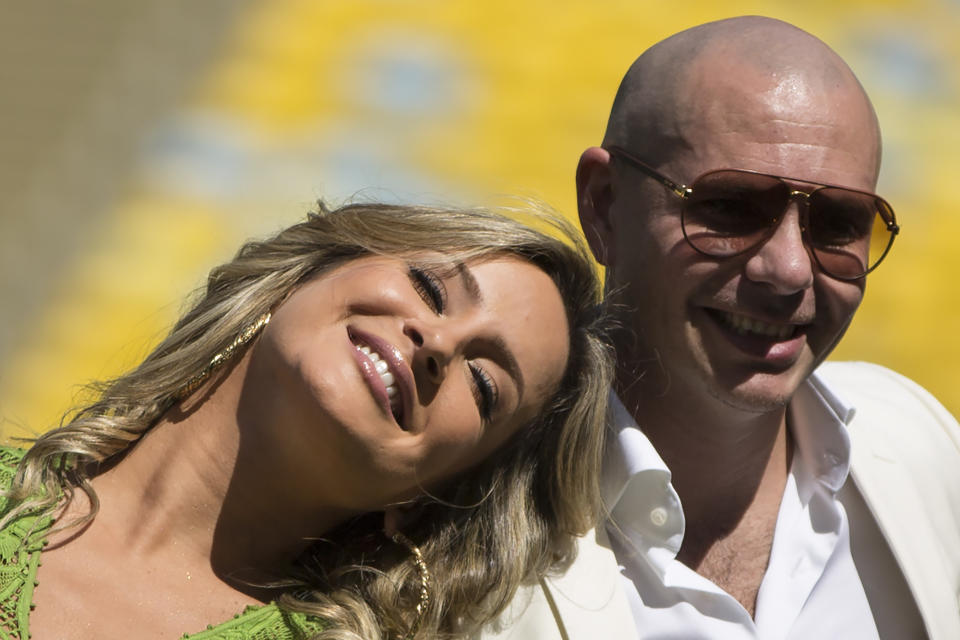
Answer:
[{"left": 1, "top": 0, "right": 958, "bottom": 440}]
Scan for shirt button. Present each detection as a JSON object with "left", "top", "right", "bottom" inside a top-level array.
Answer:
[{"left": 650, "top": 507, "right": 668, "bottom": 527}]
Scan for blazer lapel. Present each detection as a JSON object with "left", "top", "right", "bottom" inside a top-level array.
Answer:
[{"left": 847, "top": 406, "right": 960, "bottom": 640}]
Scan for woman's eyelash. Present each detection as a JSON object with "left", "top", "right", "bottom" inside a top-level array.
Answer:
[
  {"left": 469, "top": 363, "right": 498, "bottom": 422},
  {"left": 408, "top": 266, "right": 447, "bottom": 314}
]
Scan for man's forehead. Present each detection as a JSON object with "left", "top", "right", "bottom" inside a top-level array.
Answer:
[
  {"left": 647, "top": 56, "right": 882, "bottom": 188},
  {"left": 676, "top": 64, "right": 838, "bottom": 135}
]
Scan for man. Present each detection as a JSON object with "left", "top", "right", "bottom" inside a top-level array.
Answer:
[{"left": 479, "top": 16, "right": 960, "bottom": 640}]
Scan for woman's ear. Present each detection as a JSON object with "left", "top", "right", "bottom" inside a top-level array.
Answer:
[
  {"left": 576, "top": 146, "right": 617, "bottom": 266},
  {"left": 383, "top": 505, "right": 404, "bottom": 537},
  {"left": 384, "top": 501, "right": 428, "bottom": 537}
]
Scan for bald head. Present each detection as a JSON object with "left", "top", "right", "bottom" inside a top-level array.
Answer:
[
  {"left": 603, "top": 16, "right": 881, "bottom": 182},
  {"left": 575, "top": 16, "right": 888, "bottom": 436}
]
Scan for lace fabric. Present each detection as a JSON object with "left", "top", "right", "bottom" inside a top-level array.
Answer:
[
  {"left": 0, "top": 447, "right": 49, "bottom": 640},
  {"left": 181, "top": 604, "right": 322, "bottom": 640}
]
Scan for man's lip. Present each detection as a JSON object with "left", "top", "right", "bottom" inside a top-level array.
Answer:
[
  {"left": 707, "top": 308, "right": 811, "bottom": 336},
  {"left": 702, "top": 307, "right": 809, "bottom": 364},
  {"left": 347, "top": 327, "right": 414, "bottom": 430}
]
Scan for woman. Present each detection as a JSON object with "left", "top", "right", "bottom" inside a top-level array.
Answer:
[{"left": 0, "top": 201, "right": 611, "bottom": 639}]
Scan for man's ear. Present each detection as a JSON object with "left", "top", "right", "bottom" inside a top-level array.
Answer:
[{"left": 576, "top": 146, "right": 616, "bottom": 266}]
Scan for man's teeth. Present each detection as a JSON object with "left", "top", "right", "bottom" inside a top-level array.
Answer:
[
  {"left": 722, "top": 312, "right": 796, "bottom": 339},
  {"left": 357, "top": 345, "right": 399, "bottom": 399}
]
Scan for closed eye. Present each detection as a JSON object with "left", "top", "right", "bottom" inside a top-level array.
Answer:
[
  {"left": 468, "top": 362, "right": 498, "bottom": 422},
  {"left": 408, "top": 265, "right": 447, "bottom": 314}
]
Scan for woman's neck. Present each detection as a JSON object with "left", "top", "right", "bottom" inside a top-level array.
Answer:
[{"left": 77, "top": 355, "right": 355, "bottom": 594}]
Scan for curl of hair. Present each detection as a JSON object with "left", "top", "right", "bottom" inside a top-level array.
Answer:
[{"left": 3, "top": 201, "right": 612, "bottom": 639}]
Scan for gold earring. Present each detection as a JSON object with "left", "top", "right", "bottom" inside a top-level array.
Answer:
[
  {"left": 176, "top": 312, "right": 271, "bottom": 399},
  {"left": 391, "top": 531, "right": 431, "bottom": 640}
]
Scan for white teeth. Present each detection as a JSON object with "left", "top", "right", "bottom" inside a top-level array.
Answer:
[
  {"left": 722, "top": 312, "right": 796, "bottom": 339},
  {"left": 355, "top": 342, "right": 401, "bottom": 409}
]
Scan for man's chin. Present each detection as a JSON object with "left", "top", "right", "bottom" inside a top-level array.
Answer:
[
  {"left": 691, "top": 337, "right": 818, "bottom": 414},
  {"left": 709, "top": 385, "right": 791, "bottom": 414},
  {"left": 702, "top": 367, "right": 809, "bottom": 415}
]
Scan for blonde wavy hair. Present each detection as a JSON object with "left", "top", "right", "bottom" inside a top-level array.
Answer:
[{"left": 3, "top": 201, "right": 612, "bottom": 639}]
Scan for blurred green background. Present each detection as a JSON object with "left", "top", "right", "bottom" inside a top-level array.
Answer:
[{"left": 1, "top": 0, "right": 958, "bottom": 440}]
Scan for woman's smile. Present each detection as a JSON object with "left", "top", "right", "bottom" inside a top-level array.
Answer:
[
  {"left": 348, "top": 326, "right": 413, "bottom": 430},
  {"left": 244, "top": 253, "right": 570, "bottom": 508}
]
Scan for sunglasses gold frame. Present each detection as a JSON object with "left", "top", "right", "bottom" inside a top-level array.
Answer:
[{"left": 605, "top": 145, "right": 900, "bottom": 281}]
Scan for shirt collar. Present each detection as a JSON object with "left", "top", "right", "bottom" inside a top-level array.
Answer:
[
  {"left": 603, "top": 391, "right": 685, "bottom": 560},
  {"left": 789, "top": 367, "right": 856, "bottom": 493},
  {"left": 603, "top": 366, "right": 857, "bottom": 550},
  {"left": 602, "top": 390, "right": 672, "bottom": 508}
]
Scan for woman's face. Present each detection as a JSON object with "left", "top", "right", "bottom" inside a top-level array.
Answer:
[{"left": 240, "top": 253, "right": 571, "bottom": 511}]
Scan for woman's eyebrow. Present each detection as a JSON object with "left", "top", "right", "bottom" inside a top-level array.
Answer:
[
  {"left": 456, "top": 262, "right": 525, "bottom": 401},
  {"left": 487, "top": 334, "right": 525, "bottom": 401},
  {"left": 455, "top": 261, "right": 483, "bottom": 304}
]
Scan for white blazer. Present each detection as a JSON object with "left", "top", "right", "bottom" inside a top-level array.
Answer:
[
  {"left": 821, "top": 362, "right": 960, "bottom": 640},
  {"left": 477, "top": 362, "right": 960, "bottom": 640},
  {"left": 475, "top": 525, "right": 639, "bottom": 639}
]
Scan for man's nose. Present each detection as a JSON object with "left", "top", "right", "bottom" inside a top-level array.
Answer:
[{"left": 742, "top": 205, "right": 815, "bottom": 294}]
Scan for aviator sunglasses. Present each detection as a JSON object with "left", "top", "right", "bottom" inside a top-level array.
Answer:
[{"left": 606, "top": 145, "right": 900, "bottom": 281}]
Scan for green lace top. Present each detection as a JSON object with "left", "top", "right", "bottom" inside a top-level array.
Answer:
[{"left": 0, "top": 446, "right": 326, "bottom": 639}]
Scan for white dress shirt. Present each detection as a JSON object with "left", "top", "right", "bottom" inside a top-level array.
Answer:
[{"left": 603, "top": 371, "right": 882, "bottom": 639}]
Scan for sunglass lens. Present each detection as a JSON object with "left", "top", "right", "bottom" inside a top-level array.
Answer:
[
  {"left": 682, "top": 171, "right": 788, "bottom": 256},
  {"left": 807, "top": 188, "right": 893, "bottom": 278}
]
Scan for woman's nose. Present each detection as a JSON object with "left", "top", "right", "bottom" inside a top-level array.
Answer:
[{"left": 404, "top": 319, "right": 453, "bottom": 384}]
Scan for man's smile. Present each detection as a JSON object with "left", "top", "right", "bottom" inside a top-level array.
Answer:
[
  {"left": 713, "top": 309, "right": 800, "bottom": 340},
  {"left": 700, "top": 307, "right": 811, "bottom": 366}
]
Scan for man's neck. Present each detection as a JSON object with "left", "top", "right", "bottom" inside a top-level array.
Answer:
[
  {"left": 615, "top": 367, "right": 796, "bottom": 615},
  {"left": 616, "top": 369, "right": 794, "bottom": 549}
]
